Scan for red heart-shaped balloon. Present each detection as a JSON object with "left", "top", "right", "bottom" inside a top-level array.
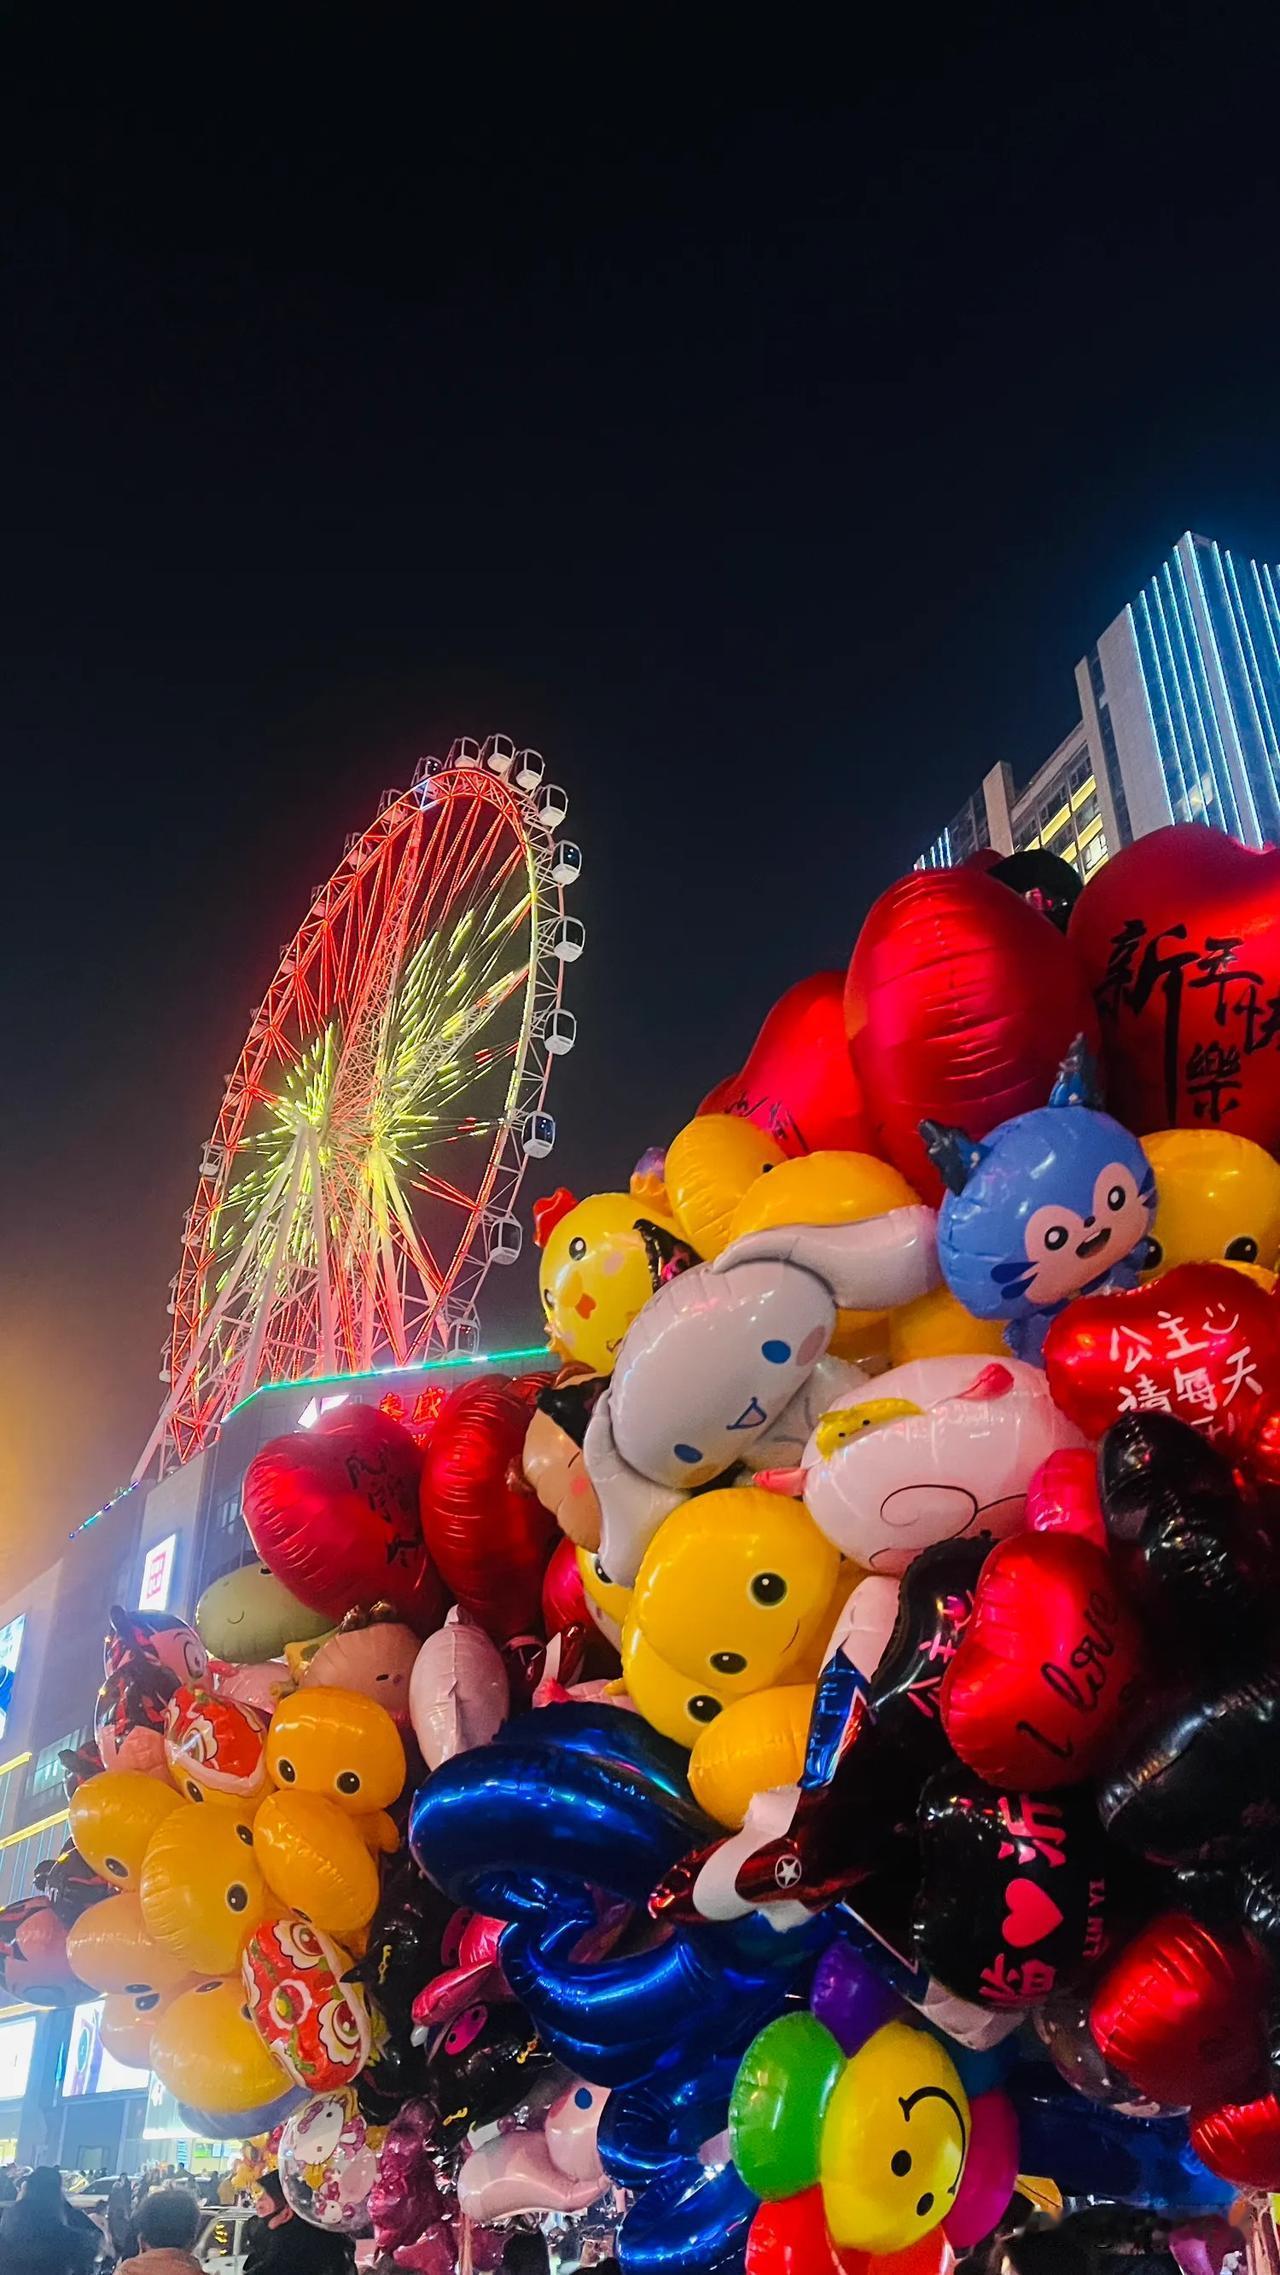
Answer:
[
  {"left": 1090, "top": 1911, "right": 1271, "bottom": 2111},
  {"left": 704, "top": 971, "right": 873, "bottom": 1158},
  {"left": 419, "top": 1373, "right": 557, "bottom": 1642},
  {"left": 941, "top": 1532, "right": 1144, "bottom": 1789},
  {"left": 1192, "top": 2092, "right": 1280, "bottom": 2190},
  {"left": 845, "top": 867, "right": 1098, "bottom": 1201},
  {"left": 1044, "top": 1261, "right": 1280, "bottom": 1463},
  {"left": 1071, "top": 824, "right": 1280, "bottom": 1148},
  {"left": 244, "top": 1403, "right": 445, "bottom": 1633}
]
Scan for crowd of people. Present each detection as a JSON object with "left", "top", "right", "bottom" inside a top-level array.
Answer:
[{"left": 0, "top": 2164, "right": 366, "bottom": 2273}]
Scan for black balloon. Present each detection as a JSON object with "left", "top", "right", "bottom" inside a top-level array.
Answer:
[
  {"left": 32, "top": 1841, "right": 107, "bottom": 1927},
  {"left": 867, "top": 1537, "right": 988, "bottom": 1770},
  {"left": 347, "top": 1852, "right": 455, "bottom": 2121},
  {"left": 1098, "top": 1414, "right": 1264, "bottom": 1658},
  {"left": 915, "top": 1760, "right": 1112, "bottom": 2008},
  {"left": 987, "top": 849, "right": 1082, "bottom": 932},
  {"left": 1099, "top": 1665, "right": 1280, "bottom": 1867},
  {"left": 423, "top": 1997, "right": 555, "bottom": 2146}
]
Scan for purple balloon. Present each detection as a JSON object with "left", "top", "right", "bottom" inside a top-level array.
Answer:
[
  {"left": 810, "top": 1940, "right": 902, "bottom": 2054},
  {"left": 370, "top": 2097, "right": 446, "bottom": 2256}
]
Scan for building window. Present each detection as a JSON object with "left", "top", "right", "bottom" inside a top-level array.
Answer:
[
  {"left": 1083, "top": 829, "right": 1108, "bottom": 872},
  {"left": 27, "top": 1727, "right": 89, "bottom": 1803}
]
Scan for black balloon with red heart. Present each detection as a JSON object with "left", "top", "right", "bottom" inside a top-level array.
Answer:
[{"left": 914, "top": 1761, "right": 1113, "bottom": 2009}]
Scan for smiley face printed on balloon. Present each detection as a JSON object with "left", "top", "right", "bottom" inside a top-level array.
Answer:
[
  {"left": 1141, "top": 1127, "right": 1280, "bottom": 1283},
  {"left": 266, "top": 1686, "right": 406, "bottom": 1816},
  {"left": 139, "top": 1804, "right": 269, "bottom": 1975},
  {"left": 923, "top": 1034, "right": 1156, "bottom": 1365},
  {"left": 796, "top": 1355, "right": 1085, "bottom": 1573},
  {"left": 196, "top": 1560, "right": 333, "bottom": 1665},
  {"left": 623, "top": 1488, "right": 842, "bottom": 1700},
  {"left": 730, "top": 2006, "right": 969, "bottom": 2257}
]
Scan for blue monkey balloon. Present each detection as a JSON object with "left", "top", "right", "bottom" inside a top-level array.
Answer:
[{"left": 922, "top": 1034, "right": 1155, "bottom": 1365}]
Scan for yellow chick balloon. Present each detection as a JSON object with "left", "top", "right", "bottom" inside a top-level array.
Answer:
[
  {"left": 100, "top": 1981, "right": 190, "bottom": 2070},
  {"left": 66, "top": 1889, "right": 195, "bottom": 1997},
  {"left": 140, "top": 1804, "right": 269, "bottom": 1975},
  {"left": 665, "top": 1115, "right": 784, "bottom": 1260},
  {"left": 618, "top": 1631, "right": 737, "bottom": 1748},
  {"left": 266, "top": 1686, "right": 405, "bottom": 1815},
  {"left": 254, "top": 1789, "right": 381, "bottom": 1937},
  {"left": 728, "top": 1149, "right": 922, "bottom": 1361},
  {"left": 1142, "top": 1128, "right": 1280, "bottom": 1283},
  {"left": 689, "top": 1684, "right": 815, "bottom": 1828},
  {"left": 575, "top": 1546, "right": 632, "bottom": 1651},
  {"left": 150, "top": 1975, "right": 291, "bottom": 2116},
  {"left": 888, "top": 1284, "right": 1008, "bottom": 1367},
  {"left": 69, "top": 1770, "right": 183, "bottom": 1891},
  {"left": 624, "top": 1486, "right": 842, "bottom": 1697},
  {"left": 534, "top": 1188, "right": 686, "bottom": 1373}
]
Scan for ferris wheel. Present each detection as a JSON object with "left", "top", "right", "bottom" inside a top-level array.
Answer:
[{"left": 135, "top": 736, "right": 583, "bottom": 1479}]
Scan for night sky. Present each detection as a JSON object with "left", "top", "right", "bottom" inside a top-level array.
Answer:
[{"left": 4, "top": 8, "right": 1280, "bottom": 1587}]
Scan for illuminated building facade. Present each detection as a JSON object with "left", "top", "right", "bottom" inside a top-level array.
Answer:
[{"left": 919, "top": 531, "right": 1280, "bottom": 875}]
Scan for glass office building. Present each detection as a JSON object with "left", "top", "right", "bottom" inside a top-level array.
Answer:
[{"left": 919, "top": 532, "right": 1280, "bottom": 875}]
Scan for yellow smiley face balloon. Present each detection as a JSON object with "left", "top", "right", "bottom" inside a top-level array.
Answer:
[
  {"left": 69, "top": 1770, "right": 183, "bottom": 1891},
  {"left": 150, "top": 1975, "right": 291, "bottom": 2115},
  {"left": 139, "top": 1804, "right": 269, "bottom": 1975},
  {"left": 266, "top": 1686, "right": 405, "bottom": 1814},
  {"left": 254, "top": 1789, "right": 381, "bottom": 1937},
  {"left": 536, "top": 1190, "right": 684, "bottom": 1373},
  {"left": 1142, "top": 1128, "right": 1280, "bottom": 1282},
  {"left": 618, "top": 1631, "right": 735, "bottom": 1748},
  {"left": 625, "top": 1487, "right": 842, "bottom": 1694},
  {"left": 688, "top": 1683, "right": 815, "bottom": 1828},
  {"left": 665, "top": 1115, "right": 785, "bottom": 1260},
  {"left": 820, "top": 2020, "right": 969, "bottom": 2253}
]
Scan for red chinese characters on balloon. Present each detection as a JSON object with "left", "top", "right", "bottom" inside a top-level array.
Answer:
[
  {"left": 1071, "top": 827, "right": 1280, "bottom": 1148},
  {"left": 1044, "top": 1262, "right": 1280, "bottom": 1463}
]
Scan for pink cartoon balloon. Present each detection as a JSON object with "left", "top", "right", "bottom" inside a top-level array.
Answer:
[{"left": 409, "top": 1608, "right": 510, "bottom": 1769}]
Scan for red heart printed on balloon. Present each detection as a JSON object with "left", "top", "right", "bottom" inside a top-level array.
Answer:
[
  {"left": 845, "top": 866, "right": 1098, "bottom": 1201},
  {"left": 1090, "top": 1910, "right": 1270, "bottom": 2111},
  {"left": 941, "top": 1531, "right": 1144, "bottom": 1789},
  {"left": 1070, "top": 824, "right": 1280, "bottom": 1149},
  {"left": 1192, "top": 2092, "right": 1280, "bottom": 2190},
  {"left": 704, "top": 971, "right": 873, "bottom": 1158},
  {"left": 243, "top": 1403, "right": 444, "bottom": 1634},
  {"left": 1001, "top": 1880, "right": 1065, "bottom": 1951},
  {"left": 1044, "top": 1261, "right": 1280, "bottom": 1464}
]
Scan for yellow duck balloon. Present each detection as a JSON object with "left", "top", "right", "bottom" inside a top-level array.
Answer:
[
  {"left": 688, "top": 1683, "right": 815, "bottom": 1827},
  {"left": 534, "top": 1187, "right": 688, "bottom": 1372},
  {"left": 69, "top": 1770, "right": 183, "bottom": 1891},
  {"left": 664, "top": 1115, "right": 785, "bottom": 1259},
  {"left": 139, "top": 1803, "right": 269, "bottom": 1975},
  {"left": 1142, "top": 1127, "right": 1280, "bottom": 1285},
  {"left": 150, "top": 1975, "right": 291, "bottom": 2115}
]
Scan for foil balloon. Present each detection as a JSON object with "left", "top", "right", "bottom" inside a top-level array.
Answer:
[
  {"left": 523, "top": 1372, "right": 606, "bottom": 1549},
  {"left": 411, "top": 1908, "right": 508, "bottom": 2031},
  {"left": 346, "top": 1852, "right": 457, "bottom": 2122},
  {"left": 369, "top": 2097, "right": 446, "bottom": 2259},
  {"left": 534, "top": 1186, "right": 687, "bottom": 1373},
  {"left": 103, "top": 1604, "right": 208, "bottom": 1689},
  {"left": 69, "top": 1767, "right": 183, "bottom": 1889},
  {"left": 1143, "top": 1126, "right": 1280, "bottom": 1278},
  {"left": 845, "top": 862, "right": 1100, "bottom": 1203},
  {"left": 915, "top": 1763, "right": 1112, "bottom": 2009},
  {"left": 164, "top": 1684, "right": 269, "bottom": 1806},
  {"left": 94, "top": 1604, "right": 206, "bottom": 1778},
  {"left": 297, "top": 1605, "right": 421, "bottom": 1726},
  {"left": 708, "top": 969, "right": 874, "bottom": 1158},
  {"left": 418, "top": 1372, "right": 557, "bottom": 1640},
  {"left": 32, "top": 1839, "right": 107, "bottom": 1928},
  {"left": 409, "top": 1607, "right": 510, "bottom": 1770},
  {"left": 1098, "top": 1663, "right": 1280, "bottom": 1865},
  {"left": 1191, "top": 2094, "right": 1280, "bottom": 2190},
  {"left": 1044, "top": 1259, "right": 1280, "bottom": 1463},
  {"left": 242, "top": 1913, "right": 371, "bottom": 2089},
  {"left": 457, "top": 2127, "right": 607, "bottom": 2222},
  {"left": 254, "top": 1789, "right": 383, "bottom": 1936},
  {"left": 854, "top": 1538, "right": 988, "bottom": 1771},
  {"left": 140, "top": 1802, "right": 269, "bottom": 1973},
  {"left": 945, "top": 2088, "right": 1019, "bottom": 2249},
  {"left": 689, "top": 1685, "right": 815, "bottom": 1828},
  {"left": 244, "top": 1402, "right": 444, "bottom": 1631},
  {"left": 196, "top": 1560, "right": 333, "bottom": 1663},
  {"left": 1009, "top": 2066, "right": 1234, "bottom": 2213},
  {"left": 1097, "top": 1412, "right": 1265, "bottom": 1657},
  {"left": 728, "top": 1150, "right": 927, "bottom": 1363},
  {"left": 179, "top": 2086, "right": 304, "bottom": 2143},
  {"left": 1025, "top": 1447, "right": 1107, "bottom": 1548},
  {"left": 665, "top": 1112, "right": 787, "bottom": 1259},
  {"left": 99, "top": 1979, "right": 188, "bottom": 2068},
  {"left": 0, "top": 1897, "right": 87, "bottom": 2007},
  {"left": 794, "top": 1355, "right": 1082, "bottom": 1573},
  {"left": 1033, "top": 1991, "right": 1167, "bottom": 2113},
  {"left": 622, "top": 1486, "right": 842, "bottom": 1699},
  {"left": 941, "top": 1530, "right": 1144, "bottom": 1789},
  {"left": 1088, "top": 1910, "right": 1271, "bottom": 2108},
  {"left": 279, "top": 2086, "right": 380, "bottom": 2232},
  {"left": 923, "top": 1035, "right": 1156, "bottom": 1365},
  {"left": 987, "top": 846, "right": 1082, "bottom": 932},
  {"left": 1070, "top": 824, "right": 1280, "bottom": 1149},
  {"left": 150, "top": 1974, "right": 292, "bottom": 2113},
  {"left": 423, "top": 1997, "right": 555, "bottom": 2146},
  {"left": 589, "top": 1210, "right": 937, "bottom": 1587}
]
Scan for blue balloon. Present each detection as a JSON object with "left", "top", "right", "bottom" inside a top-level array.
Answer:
[
  {"left": 600, "top": 2057, "right": 743, "bottom": 2188},
  {"left": 1008, "top": 2065, "right": 1235, "bottom": 2213},
  {"left": 617, "top": 2157, "right": 755, "bottom": 2275}
]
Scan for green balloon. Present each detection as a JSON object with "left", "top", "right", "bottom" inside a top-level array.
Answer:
[{"left": 729, "top": 2012, "right": 844, "bottom": 2201}]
